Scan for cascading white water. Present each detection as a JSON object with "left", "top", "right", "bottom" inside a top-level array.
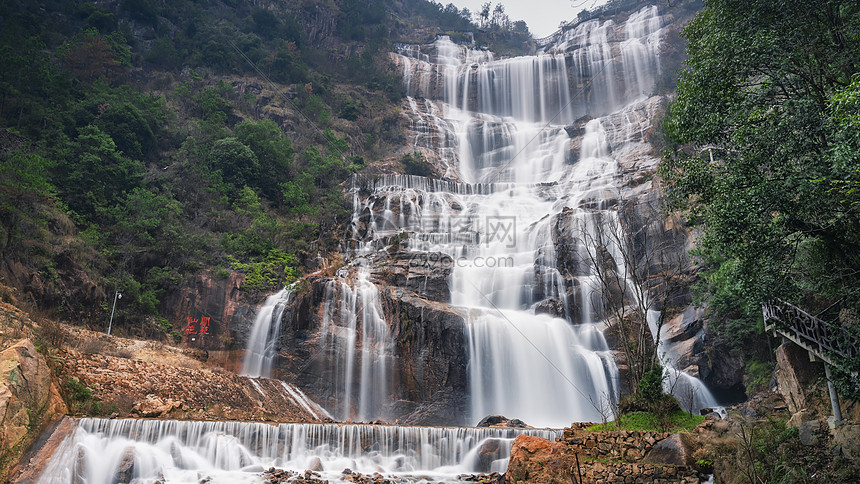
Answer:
[
  {"left": 646, "top": 310, "right": 720, "bottom": 412},
  {"left": 241, "top": 288, "right": 292, "bottom": 378},
  {"left": 37, "top": 418, "right": 560, "bottom": 484},
  {"left": 367, "top": 5, "right": 715, "bottom": 426},
  {"left": 318, "top": 265, "right": 393, "bottom": 422}
]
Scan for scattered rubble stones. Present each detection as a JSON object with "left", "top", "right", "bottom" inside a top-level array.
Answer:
[
  {"left": 59, "top": 349, "right": 318, "bottom": 422},
  {"left": 262, "top": 467, "right": 399, "bottom": 484}
]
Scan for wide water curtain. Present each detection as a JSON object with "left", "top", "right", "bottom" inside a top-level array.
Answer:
[
  {"left": 37, "top": 418, "right": 561, "bottom": 483},
  {"left": 369, "top": 6, "right": 670, "bottom": 427}
]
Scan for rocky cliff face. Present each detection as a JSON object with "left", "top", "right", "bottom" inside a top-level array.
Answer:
[
  {"left": 158, "top": 271, "right": 253, "bottom": 354},
  {"left": 261, "top": 261, "right": 470, "bottom": 425},
  {"left": 0, "top": 300, "right": 68, "bottom": 481}
]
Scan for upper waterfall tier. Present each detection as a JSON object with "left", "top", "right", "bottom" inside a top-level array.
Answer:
[{"left": 394, "top": 5, "right": 665, "bottom": 124}]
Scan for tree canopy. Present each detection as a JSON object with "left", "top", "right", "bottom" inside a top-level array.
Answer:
[{"left": 662, "top": 0, "right": 860, "bottom": 376}]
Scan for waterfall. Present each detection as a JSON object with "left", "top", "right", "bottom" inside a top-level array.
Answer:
[
  {"left": 37, "top": 418, "right": 561, "bottom": 484},
  {"left": 361, "top": 5, "right": 714, "bottom": 426},
  {"left": 318, "top": 266, "right": 393, "bottom": 422},
  {"left": 647, "top": 310, "right": 721, "bottom": 412},
  {"left": 241, "top": 288, "right": 292, "bottom": 378}
]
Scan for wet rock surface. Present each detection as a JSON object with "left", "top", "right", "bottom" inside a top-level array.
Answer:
[
  {"left": 282, "top": 275, "right": 469, "bottom": 426},
  {"left": 457, "top": 472, "right": 505, "bottom": 483},
  {"left": 158, "top": 271, "right": 255, "bottom": 353},
  {"left": 262, "top": 467, "right": 398, "bottom": 484},
  {"left": 476, "top": 415, "right": 530, "bottom": 428},
  {"left": 370, "top": 250, "right": 453, "bottom": 302},
  {"left": 643, "top": 433, "right": 697, "bottom": 467}
]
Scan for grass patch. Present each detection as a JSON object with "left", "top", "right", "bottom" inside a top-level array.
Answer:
[{"left": 587, "top": 410, "right": 704, "bottom": 433}]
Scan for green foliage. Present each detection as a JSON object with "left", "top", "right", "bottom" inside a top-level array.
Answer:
[
  {"left": 266, "top": 43, "right": 308, "bottom": 84},
  {"left": 694, "top": 253, "right": 764, "bottom": 353},
  {"left": 62, "top": 375, "right": 116, "bottom": 416},
  {"left": 744, "top": 358, "right": 774, "bottom": 395},
  {"left": 0, "top": 150, "right": 56, "bottom": 201},
  {"left": 721, "top": 418, "right": 859, "bottom": 484},
  {"left": 231, "top": 249, "right": 300, "bottom": 290},
  {"left": 105, "top": 188, "right": 187, "bottom": 267},
  {"left": 339, "top": 99, "right": 360, "bottom": 121},
  {"left": 57, "top": 125, "right": 145, "bottom": 219},
  {"left": 63, "top": 377, "right": 93, "bottom": 404},
  {"left": 234, "top": 119, "right": 294, "bottom": 200},
  {"left": 638, "top": 363, "right": 666, "bottom": 402},
  {"left": 191, "top": 82, "right": 233, "bottom": 129},
  {"left": 304, "top": 94, "right": 330, "bottom": 124},
  {"left": 696, "top": 459, "right": 714, "bottom": 473},
  {"left": 617, "top": 363, "right": 681, "bottom": 425},
  {"left": 155, "top": 316, "right": 182, "bottom": 344},
  {"left": 830, "top": 324, "right": 860, "bottom": 400},
  {"left": 587, "top": 410, "right": 704, "bottom": 433},
  {"left": 208, "top": 137, "right": 260, "bottom": 190},
  {"left": 401, "top": 151, "right": 433, "bottom": 177},
  {"left": 0, "top": 0, "right": 413, "bottom": 334},
  {"left": 662, "top": 0, "right": 860, "bottom": 393}
]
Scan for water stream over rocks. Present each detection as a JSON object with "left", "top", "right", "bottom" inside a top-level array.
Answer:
[{"left": 36, "top": 418, "right": 559, "bottom": 484}]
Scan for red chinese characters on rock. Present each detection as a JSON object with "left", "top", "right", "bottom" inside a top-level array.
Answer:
[
  {"left": 183, "top": 317, "right": 198, "bottom": 335},
  {"left": 183, "top": 316, "right": 211, "bottom": 336}
]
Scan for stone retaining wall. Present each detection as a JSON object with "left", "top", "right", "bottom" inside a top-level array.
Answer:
[
  {"left": 506, "top": 433, "right": 704, "bottom": 484},
  {"left": 580, "top": 460, "right": 700, "bottom": 484},
  {"left": 564, "top": 423, "right": 672, "bottom": 461}
]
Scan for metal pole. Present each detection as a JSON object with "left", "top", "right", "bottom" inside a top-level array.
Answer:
[
  {"left": 107, "top": 290, "right": 119, "bottom": 335},
  {"left": 824, "top": 363, "right": 843, "bottom": 426}
]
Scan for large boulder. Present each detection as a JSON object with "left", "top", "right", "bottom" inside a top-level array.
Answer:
[
  {"left": 474, "top": 438, "right": 504, "bottom": 473},
  {"left": 114, "top": 447, "right": 136, "bottom": 484},
  {"left": 663, "top": 306, "right": 704, "bottom": 344},
  {"left": 702, "top": 340, "right": 745, "bottom": 394},
  {"left": 798, "top": 420, "right": 821, "bottom": 446},
  {"left": 132, "top": 393, "right": 182, "bottom": 417},
  {"left": 832, "top": 424, "right": 860, "bottom": 463},
  {"left": 774, "top": 341, "right": 823, "bottom": 415},
  {"left": 476, "top": 415, "right": 529, "bottom": 428},
  {"left": 505, "top": 435, "right": 570, "bottom": 484},
  {"left": 0, "top": 339, "right": 67, "bottom": 479},
  {"left": 643, "top": 433, "right": 697, "bottom": 467}
]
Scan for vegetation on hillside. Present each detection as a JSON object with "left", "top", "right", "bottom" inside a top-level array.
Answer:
[
  {"left": 661, "top": 0, "right": 860, "bottom": 394},
  {"left": 0, "top": 0, "right": 531, "bottom": 340}
]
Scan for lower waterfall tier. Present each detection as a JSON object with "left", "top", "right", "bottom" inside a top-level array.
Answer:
[{"left": 36, "top": 418, "right": 561, "bottom": 484}]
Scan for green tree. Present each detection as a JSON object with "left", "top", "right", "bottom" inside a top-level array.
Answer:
[
  {"left": 662, "top": 0, "right": 860, "bottom": 351},
  {"left": 57, "top": 125, "right": 145, "bottom": 219},
  {"left": 208, "top": 137, "right": 260, "bottom": 191},
  {"left": 234, "top": 119, "right": 294, "bottom": 201},
  {"left": 106, "top": 187, "right": 186, "bottom": 269}
]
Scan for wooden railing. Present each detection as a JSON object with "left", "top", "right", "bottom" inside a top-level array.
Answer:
[
  {"left": 763, "top": 300, "right": 859, "bottom": 369},
  {"left": 535, "top": 30, "right": 563, "bottom": 48}
]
